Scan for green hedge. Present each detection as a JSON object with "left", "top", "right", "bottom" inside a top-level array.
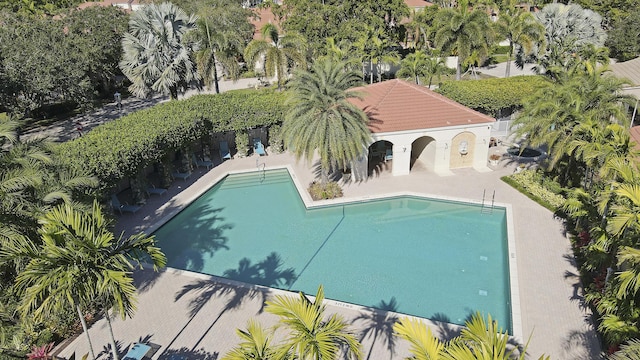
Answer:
[
  {"left": 55, "top": 90, "right": 287, "bottom": 190},
  {"left": 501, "top": 170, "right": 565, "bottom": 212},
  {"left": 436, "top": 76, "right": 549, "bottom": 116}
]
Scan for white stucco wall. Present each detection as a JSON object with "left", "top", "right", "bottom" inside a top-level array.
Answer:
[{"left": 371, "top": 122, "right": 493, "bottom": 176}]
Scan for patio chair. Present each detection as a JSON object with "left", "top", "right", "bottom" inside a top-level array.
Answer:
[
  {"left": 253, "top": 138, "right": 266, "bottom": 156},
  {"left": 123, "top": 343, "right": 151, "bottom": 360},
  {"left": 219, "top": 141, "right": 232, "bottom": 161},
  {"left": 171, "top": 170, "right": 191, "bottom": 181},
  {"left": 192, "top": 154, "right": 213, "bottom": 170},
  {"left": 146, "top": 184, "right": 168, "bottom": 197},
  {"left": 385, "top": 148, "right": 393, "bottom": 162},
  {"left": 111, "top": 194, "right": 141, "bottom": 215}
]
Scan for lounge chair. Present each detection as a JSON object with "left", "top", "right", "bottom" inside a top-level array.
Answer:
[
  {"left": 219, "top": 141, "right": 231, "bottom": 160},
  {"left": 172, "top": 170, "right": 191, "bottom": 181},
  {"left": 385, "top": 148, "right": 393, "bottom": 162},
  {"left": 192, "top": 154, "right": 213, "bottom": 170},
  {"left": 111, "top": 194, "right": 141, "bottom": 215},
  {"left": 253, "top": 138, "right": 266, "bottom": 156},
  {"left": 146, "top": 184, "right": 167, "bottom": 197}
]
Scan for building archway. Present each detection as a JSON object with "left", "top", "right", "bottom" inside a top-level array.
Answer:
[
  {"left": 450, "top": 132, "right": 476, "bottom": 169},
  {"left": 410, "top": 136, "right": 436, "bottom": 172},
  {"left": 368, "top": 140, "right": 394, "bottom": 176}
]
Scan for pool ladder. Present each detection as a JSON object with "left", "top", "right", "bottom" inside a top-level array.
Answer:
[
  {"left": 481, "top": 189, "right": 495, "bottom": 214},
  {"left": 256, "top": 158, "right": 266, "bottom": 182}
]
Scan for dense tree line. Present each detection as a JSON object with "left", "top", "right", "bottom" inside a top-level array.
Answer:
[{"left": 0, "top": 6, "right": 128, "bottom": 119}]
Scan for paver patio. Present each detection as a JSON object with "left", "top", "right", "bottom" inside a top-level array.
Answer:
[{"left": 55, "top": 149, "right": 602, "bottom": 360}]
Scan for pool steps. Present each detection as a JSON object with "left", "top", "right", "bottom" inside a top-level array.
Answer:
[{"left": 217, "top": 170, "right": 291, "bottom": 190}]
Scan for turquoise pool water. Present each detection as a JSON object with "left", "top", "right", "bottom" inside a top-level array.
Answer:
[{"left": 153, "top": 169, "right": 511, "bottom": 330}]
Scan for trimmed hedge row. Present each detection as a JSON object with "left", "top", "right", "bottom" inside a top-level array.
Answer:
[
  {"left": 436, "top": 76, "right": 549, "bottom": 116},
  {"left": 55, "top": 89, "right": 288, "bottom": 190}
]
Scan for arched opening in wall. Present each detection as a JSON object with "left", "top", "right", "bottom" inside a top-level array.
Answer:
[
  {"left": 368, "top": 140, "right": 394, "bottom": 176},
  {"left": 410, "top": 136, "right": 436, "bottom": 172},
  {"left": 450, "top": 132, "right": 476, "bottom": 169}
]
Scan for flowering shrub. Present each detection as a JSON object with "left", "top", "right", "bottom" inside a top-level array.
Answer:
[{"left": 503, "top": 170, "right": 565, "bottom": 210}]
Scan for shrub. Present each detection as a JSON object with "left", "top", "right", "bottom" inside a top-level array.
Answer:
[
  {"left": 436, "top": 76, "right": 549, "bottom": 117},
  {"left": 268, "top": 124, "right": 284, "bottom": 154},
  {"left": 502, "top": 169, "right": 565, "bottom": 211},
  {"left": 308, "top": 181, "right": 343, "bottom": 200},
  {"left": 235, "top": 130, "right": 249, "bottom": 158},
  {"left": 55, "top": 90, "right": 287, "bottom": 191}
]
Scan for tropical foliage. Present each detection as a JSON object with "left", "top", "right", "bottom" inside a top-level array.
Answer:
[
  {"left": 120, "top": 2, "right": 200, "bottom": 100},
  {"left": 394, "top": 312, "right": 549, "bottom": 359},
  {"left": 282, "top": 59, "right": 370, "bottom": 182},
  {"left": 434, "top": 0, "right": 493, "bottom": 80},
  {"left": 505, "top": 62, "right": 640, "bottom": 352},
  {"left": 526, "top": 3, "right": 607, "bottom": 75},
  {"left": 223, "top": 285, "right": 362, "bottom": 360},
  {"left": 493, "top": 8, "right": 545, "bottom": 77},
  {"left": 0, "top": 115, "right": 98, "bottom": 355},
  {"left": 189, "top": 0, "right": 253, "bottom": 93},
  {"left": 2, "top": 201, "right": 166, "bottom": 360},
  {"left": 244, "top": 24, "right": 307, "bottom": 89}
]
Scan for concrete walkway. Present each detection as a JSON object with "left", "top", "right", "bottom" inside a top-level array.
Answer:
[{"left": 55, "top": 150, "right": 602, "bottom": 360}]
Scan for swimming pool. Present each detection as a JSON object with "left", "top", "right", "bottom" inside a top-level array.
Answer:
[{"left": 153, "top": 169, "right": 512, "bottom": 331}]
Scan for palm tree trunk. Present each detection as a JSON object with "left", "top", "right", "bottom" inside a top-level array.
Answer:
[
  {"left": 205, "top": 20, "right": 220, "bottom": 94},
  {"left": 105, "top": 308, "right": 120, "bottom": 360},
  {"left": 456, "top": 57, "right": 462, "bottom": 81},
  {"left": 369, "top": 60, "right": 374, "bottom": 84},
  {"left": 505, "top": 43, "right": 513, "bottom": 78},
  {"left": 76, "top": 304, "right": 97, "bottom": 360}
]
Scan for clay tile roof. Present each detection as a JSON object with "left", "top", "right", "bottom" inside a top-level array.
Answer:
[{"left": 348, "top": 79, "right": 495, "bottom": 133}]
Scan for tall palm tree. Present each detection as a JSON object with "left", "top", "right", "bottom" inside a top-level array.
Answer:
[
  {"left": 2, "top": 201, "right": 166, "bottom": 360},
  {"left": 190, "top": 0, "right": 251, "bottom": 94},
  {"left": 282, "top": 59, "right": 371, "bottom": 183},
  {"left": 397, "top": 50, "right": 430, "bottom": 84},
  {"left": 434, "top": 0, "right": 493, "bottom": 80},
  {"left": 493, "top": 9, "right": 544, "bottom": 77},
  {"left": 513, "top": 69, "right": 632, "bottom": 181},
  {"left": 120, "top": 2, "right": 200, "bottom": 100},
  {"left": 244, "top": 23, "right": 307, "bottom": 90},
  {"left": 266, "top": 285, "right": 362, "bottom": 360},
  {"left": 370, "top": 34, "right": 401, "bottom": 83}
]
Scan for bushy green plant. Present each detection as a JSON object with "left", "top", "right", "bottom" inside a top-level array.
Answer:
[
  {"left": 502, "top": 169, "right": 565, "bottom": 211},
  {"left": 436, "top": 76, "right": 549, "bottom": 116},
  {"left": 235, "top": 130, "right": 249, "bottom": 157},
  {"left": 268, "top": 124, "right": 284, "bottom": 154},
  {"left": 55, "top": 90, "right": 287, "bottom": 191},
  {"left": 308, "top": 181, "right": 343, "bottom": 200}
]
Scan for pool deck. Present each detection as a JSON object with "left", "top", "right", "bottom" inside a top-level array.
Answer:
[{"left": 56, "top": 150, "right": 602, "bottom": 360}]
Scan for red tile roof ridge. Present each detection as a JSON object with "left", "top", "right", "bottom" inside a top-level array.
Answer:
[
  {"left": 349, "top": 79, "right": 494, "bottom": 133},
  {"left": 360, "top": 79, "right": 495, "bottom": 122}
]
